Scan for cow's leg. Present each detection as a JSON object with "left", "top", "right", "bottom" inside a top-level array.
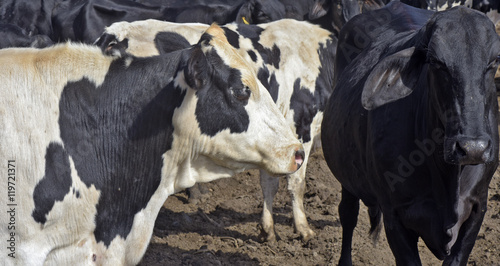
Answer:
[
  {"left": 443, "top": 201, "right": 487, "bottom": 266},
  {"left": 259, "top": 169, "right": 280, "bottom": 242},
  {"left": 383, "top": 214, "right": 421, "bottom": 266},
  {"left": 186, "top": 183, "right": 210, "bottom": 204},
  {"left": 287, "top": 158, "right": 315, "bottom": 241},
  {"left": 338, "top": 187, "right": 360, "bottom": 266}
]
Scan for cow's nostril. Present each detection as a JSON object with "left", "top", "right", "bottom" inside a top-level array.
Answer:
[
  {"left": 295, "top": 150, "right": 305, "bottom": 168},
  {"left": 455, "top": 139, "right": 490, "bottom": 164},
  {"left": 454, "top": 141, "right": 467, "bottom": 158}
]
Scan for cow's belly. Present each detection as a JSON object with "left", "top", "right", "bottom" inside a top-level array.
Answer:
[{"left": 40, "top": 192, "right": 161, "bottom": 266}]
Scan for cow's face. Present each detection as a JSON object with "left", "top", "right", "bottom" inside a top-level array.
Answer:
[
  {"left": 236, "top": 0, "right": 286, "bottom": 24},
  {"left": 172, "top": 25, "right": 304, "bottom": 177},
  {"left": 96, "top": 23, "right": 304, "bottom": 177},
  {"left": 425, "top": 7, "right": 500, "bottom": 165},
  {"left": 361, "top": 7, "right": 500, "bottom": 165},
  {"left": 331, "top": 0, "right": 361, "bottom": 34}
]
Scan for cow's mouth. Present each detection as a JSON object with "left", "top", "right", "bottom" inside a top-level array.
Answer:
[{"left": 295, "top": 150, "right": 305, "bottom": 169}]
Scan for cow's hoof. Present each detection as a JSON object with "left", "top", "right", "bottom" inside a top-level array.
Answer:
[
  {"left": 187, "top": 183, "right": 210, "bottom": 204},
  {"left": 257, "top": 224, "right": 278, "bottom": 242},
  {"left": 297, "top": 225, "right": 316, "bottom": 242}
]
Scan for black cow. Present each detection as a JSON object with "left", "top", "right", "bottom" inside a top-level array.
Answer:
[
  {"left": 51, "top": 0, "right": 171, "bottom": 43},
  {"left": 235, "top": 0, "right": 331, "bottom": 24},
  {"left": 322, "top": 2, "right": 499, "bottom": 265},
  {"left": 0, "top": 23, "right": 53, "bottom": 48},
  {"left": 51, "top": 0, "right": 305, "bottom": 43},
  {"left": 1, "top": 0, "right": 341, "bottom": 45},
  {"left": 0, "top": 0, "right": 56, "bottom": 37}
]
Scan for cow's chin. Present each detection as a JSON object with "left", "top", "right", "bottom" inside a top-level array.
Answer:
[
  {"left": 260, "top": 145, "right": 305, "bottom": 177},
  {"left": 205, "top": 142, "right": 305, "bottom": 177}
]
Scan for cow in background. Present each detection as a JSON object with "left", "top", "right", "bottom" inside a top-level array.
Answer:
[
  {"left": 0, "top": 23, "right": 53, "bottom": 48},
  {"left": 96, "top": 18, "right": 337, "bottom": 242},
  {"left": 50, "top": 0, "right": 327, "bottom": 43}
]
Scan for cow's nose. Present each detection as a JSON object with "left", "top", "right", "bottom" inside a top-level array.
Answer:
[
  {"left": 295, "top": 149, "right": 305, "bottom": 169},
  {"left": 454, "top": 138, "right": 490, "bottom": 164}
]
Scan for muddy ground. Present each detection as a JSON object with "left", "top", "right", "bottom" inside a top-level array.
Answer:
[{"left": 138, "top": 145, "right": 500, "bottom": 266}]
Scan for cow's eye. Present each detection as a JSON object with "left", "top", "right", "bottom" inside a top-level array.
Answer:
[
  {"left": 256, "top": 10, "right": 269, "bottom": 21},
  {"left": 105, "top": 40, "right": 117, "bottom": 52},
  {"left": 428, "top": 57, "right": 445, "bottom": 70},
  {"left": 232, "top": 86, "right": 251, "bottom": 102}
]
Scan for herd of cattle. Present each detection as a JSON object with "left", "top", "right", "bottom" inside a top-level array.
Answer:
[{"left": 0, "top": 0, "right": 499, "bottom": 265}]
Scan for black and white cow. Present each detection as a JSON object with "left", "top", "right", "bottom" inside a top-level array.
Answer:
[
  {"left": 96, "top": 18, "right": 337, "bottom": 242},
  {"left": 0, "top": 24, "right": 305, "bottom": 265},
  {"left": 322, "top": 2, "right": 499, "bottom": 265}
]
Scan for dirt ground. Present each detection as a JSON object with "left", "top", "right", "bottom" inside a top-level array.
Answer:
[{"left": 138, "top": 144, "right": 500, "bottom": 266}]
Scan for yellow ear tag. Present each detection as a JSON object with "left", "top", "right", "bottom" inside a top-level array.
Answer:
[{"left": 242, "top": 16, "right": 249, "bottom": 25}]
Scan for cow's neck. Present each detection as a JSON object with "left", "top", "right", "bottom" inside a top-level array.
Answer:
[
  {"left": 55, "top": 48, "right": 190, "bottom": 248},
  {"left": 415, "top": 71, "right": 476, "bottom": 250},
  {"left": 160, "top": 88, "right": 238, "bottom": 195}
]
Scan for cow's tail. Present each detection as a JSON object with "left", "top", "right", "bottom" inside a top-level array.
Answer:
[{"left": 368, "top": 206, "right": 382, "bottom": 247}]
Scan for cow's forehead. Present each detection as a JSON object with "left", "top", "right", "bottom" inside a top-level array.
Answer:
[
  {"left": 104, "top": 21, "right": 132, "bottom": 41},
  {"left": 204, "top": 25, "right": 259, "bottom": 97},
  {"left": 428, "top": 7, "right": 499, "bottom": 63}
]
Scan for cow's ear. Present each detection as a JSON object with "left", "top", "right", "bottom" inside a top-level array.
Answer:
[
  {"left": 94, "top": 33, "right": 128, "bottom": 57},
  {"left": 362, "top": 47, "right": 422, "bottom": 110},
  {"left": 184, "top": 46, "right": 210, "bottom": 90}
]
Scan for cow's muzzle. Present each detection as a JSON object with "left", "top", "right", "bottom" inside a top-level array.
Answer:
[
  {"left": 295, "top": 149, "right": 305, "bottom": 170},
  {"left": 445, "top": 137, "right": 492, "bottom": 165}
]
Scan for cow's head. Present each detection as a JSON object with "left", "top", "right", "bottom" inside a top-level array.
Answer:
[
  {"left": 96, "top": 23, "right": 304, "bottom": 179},
  {"left": 235, "top": 0, "right": 286, "bottom": 24},
  {"left": 331, "top": 0, "right": 361, "bottom": 34},
  {"left": 361, "top": 7, "right": 500, "bottom": 165},
  {"left": 170, "top": 24, "right": 304, "bottom": 183}
]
